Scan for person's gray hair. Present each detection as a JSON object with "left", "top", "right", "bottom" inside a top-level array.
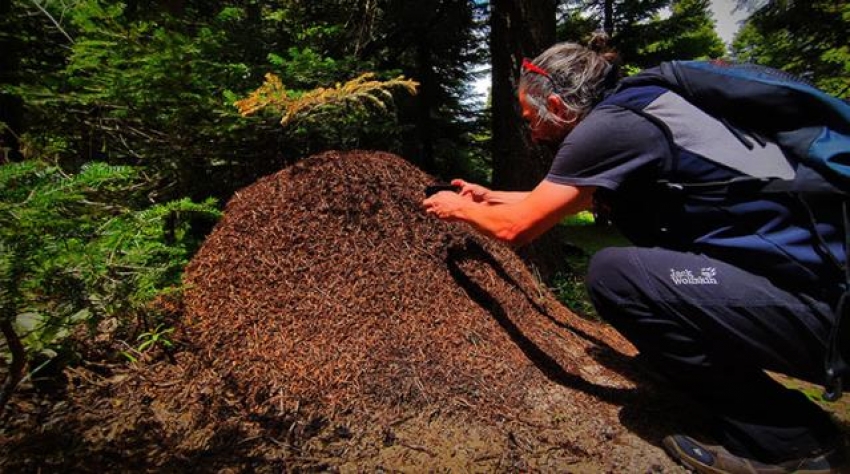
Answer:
[{"left": 520, "top": 41, "right": 614, "bottom": 128}]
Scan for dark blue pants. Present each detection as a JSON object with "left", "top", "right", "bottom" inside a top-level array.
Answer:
[{"left": 586, "top": 246, "right": 841, "bottom": 463}]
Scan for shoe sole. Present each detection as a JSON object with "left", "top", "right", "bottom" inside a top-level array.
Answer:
[
  {"left": 662, "top": 437, "right": 753, "bottom": 474},
  {"left": 663, "top": 436, "right": 845, "bottom": 474}
]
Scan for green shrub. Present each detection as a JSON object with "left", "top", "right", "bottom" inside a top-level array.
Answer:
[{"left": 0, "top": 160, "right": 221, "bottom": 363}]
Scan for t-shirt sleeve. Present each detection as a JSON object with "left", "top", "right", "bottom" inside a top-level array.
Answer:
[{"left": 545, "top": 105, "right": 669, "bottom": 191}]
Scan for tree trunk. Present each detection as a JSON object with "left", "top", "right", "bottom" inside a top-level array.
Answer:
[
  {"left": 415, "top": 40, "right": 436, "bottom": 173},
  {"left": 0, "top": 320, "right": 26, "bottom": 415},
  {"left": 0, "top": 0, "right": 23, "bottom": 163},
  {"left": 489, "top": 0, "right": 556, "bottom": 192},
  {"left": 604, "top": 0, "right": 615, "bottom": 36},
  {"left": 490, "top": 1, "right": 569, "bottom": 281}
]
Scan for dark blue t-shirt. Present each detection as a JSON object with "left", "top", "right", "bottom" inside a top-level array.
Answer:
[
  {"left": 546, "top": 103, "right": 666, "bottom": 190},
  {"left": 545, "top": 85, "right": 845, "bottom": 297}
]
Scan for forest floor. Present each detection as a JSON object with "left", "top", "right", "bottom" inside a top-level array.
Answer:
[
  {"left": 3, "top": 343, "right": 847, "bottom": 473},
  {"left": 2, "top": 151, "right": 849, "bottom": 472}
]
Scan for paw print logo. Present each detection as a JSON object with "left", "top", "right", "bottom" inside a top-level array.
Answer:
[{"left": 701, "top": 267, "right": 716, "bottom": 279}]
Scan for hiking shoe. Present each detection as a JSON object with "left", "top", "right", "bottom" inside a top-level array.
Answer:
[{"left": 662, "top": 434, "right": 848, "bottom": 473}]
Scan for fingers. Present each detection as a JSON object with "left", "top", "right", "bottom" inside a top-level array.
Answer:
[
  {"left": 422, "top": 198, "right": 444, "bottom": 219},
  {"left": 421, "top": 193, "right": 443, "bottom": 214},
  {"left": 422, "top": 192, "right": 457, "bottom": 220},
  {"left": 452, "top": 179, "right": 478, "bottom": 199}
]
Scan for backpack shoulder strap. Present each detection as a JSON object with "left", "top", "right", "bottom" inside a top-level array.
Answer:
[{"left": 599, "top": 88, "right": 678, "bottom": 176}]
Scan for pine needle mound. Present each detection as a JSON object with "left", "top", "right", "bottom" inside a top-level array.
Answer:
[
  {"left": 3, "top": 151, "right": 702, "bottom": 472},
  {"left": 183, "top": 150, "right": 634, "bottom": 418}
]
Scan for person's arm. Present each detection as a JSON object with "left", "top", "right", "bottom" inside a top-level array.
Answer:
[
  {"left": 451, "top": 179, "right": 529, "bottom": 205},
  {"left": 483, "top": 190, "right": 531, "bottom": 205},
  {"left": 423, "top": 180, "right": 595, "bottom": 247}
]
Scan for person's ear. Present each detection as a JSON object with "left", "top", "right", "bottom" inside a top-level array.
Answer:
[{"left": 546, "top": 93, "right": 573, "bottom": 122}]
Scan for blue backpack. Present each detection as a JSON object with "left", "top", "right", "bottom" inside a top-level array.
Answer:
[{"left": 616, "top": 60, "right": 850, "bottom": 400}]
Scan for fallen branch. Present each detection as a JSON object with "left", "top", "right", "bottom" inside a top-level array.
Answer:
[
  {"left": 0, "top": 319, "right": 27, "bottom": 416},
  {"left": 398, "top": 441, "right": 436, "bottom": 457}
]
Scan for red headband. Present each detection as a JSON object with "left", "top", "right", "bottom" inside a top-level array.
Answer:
[{"left": 521, "top": 58, "right": 552, "bottom": 78}]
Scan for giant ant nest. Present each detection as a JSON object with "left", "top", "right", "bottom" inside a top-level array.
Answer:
[
  {"left": 183, "top": 150, "right": 634, "bottom": 419},
  {"left": 4, "top": 150, "right": 700, "bottom": 473}
]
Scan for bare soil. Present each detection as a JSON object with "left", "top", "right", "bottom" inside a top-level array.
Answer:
[{"left": 1, "top": 150, "right": 847, "bottom": 472}]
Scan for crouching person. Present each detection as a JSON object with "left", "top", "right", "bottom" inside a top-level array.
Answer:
[{"left": 423, "top": 35, "right": 848, "bottom": 473}]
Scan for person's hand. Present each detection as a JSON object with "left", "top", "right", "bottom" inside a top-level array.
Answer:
[
  {"left": 451, "top": 179, "right": 491, "bottom": 203},
  {"left": 422, "top": 190, "right": 470, "bottom": 221}
]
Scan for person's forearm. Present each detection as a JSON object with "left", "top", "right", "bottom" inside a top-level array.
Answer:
[
  {"left": 424, "top": 182, "right": 594, "bottom": 247},
  {"left": 484, "top": 190, "right": 530, "bottom": 205},
  {"left": 456, "top": 185, "right": 593, "bottom": 247},
  {"left": 454, "top": 202, "right": 524, "bottom": 243}
]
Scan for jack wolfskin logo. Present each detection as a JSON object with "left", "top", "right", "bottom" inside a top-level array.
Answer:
[{"left": 670, "top": 267, "right": 718, "bottom": 285}]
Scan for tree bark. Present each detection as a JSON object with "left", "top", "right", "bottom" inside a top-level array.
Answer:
[
  {"left": 604, "top": 0, "right": 615, "bottom": 36},
  {"left": 415, "top": 40, "right": 436, "bottom": 172},
  {"left": 489, "top": 0, "right": 556, "bottom": 191},
  {"left": 490, "top": 1, "right": 570, "bottom": 280},
  {"left": 0, "top": 320, "right": 25, "bottom": 416},
  {"left": 0, "top": 0, "right": 23, "bottom": 163}
]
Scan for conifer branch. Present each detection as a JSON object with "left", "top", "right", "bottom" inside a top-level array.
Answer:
[
  {"left": 234, "top": 73, "right": 419, "bottom": 126},
  {"left": 29, "top": 0, "right": 74, "bottom": 44}
]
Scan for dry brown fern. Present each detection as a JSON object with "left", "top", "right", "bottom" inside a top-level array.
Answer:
[{"left": 234, "top": 72, "right": 419, "bottom": 126}]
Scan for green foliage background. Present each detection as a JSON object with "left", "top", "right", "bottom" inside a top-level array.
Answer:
[{"left": 732, "top": 1, "right": 850, "bottom": 98}]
